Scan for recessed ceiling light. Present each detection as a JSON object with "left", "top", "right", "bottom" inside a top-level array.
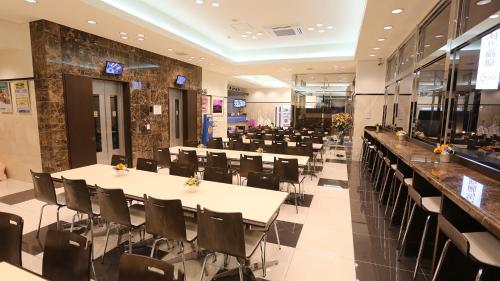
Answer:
[
  {"left": 87, "top": 20, "right": 97, "bottom": 24},
  {"left": 200, "top": 57, "right": 205, "bottom": 60},
  {"left": 316, "top": 23, "right": 323, "bottom": 27},
  {"left": 435, "top": 34, "right": 444, "bottom": 38},
  {"left": 476, "top": 0, "right": 491, "bottom": 6},
  {"left": 490, "top": 14, "right": 499, "bottom": 19},
  {"left": 211, "top": 1, "right": 220, "bottom": 7},
  {"left": 318, "top": 30, "right": 325, "bottom": 33},
  {"left": 391, "top": 8, "right": 403, "bottom": 14},
  {"left": 196, "top": 0, "right": 204, "bottom": 4},
  {"left": 424, "top": 44, "right": 431, "bottom": 47},
  {"left": 307, "top": 27, "right": 315, "bottom": 31},
  {"left": 25, "top": 0, "right": 37, "bottom": 3},
  {"left": 120, "top": 36, "right": 128, "bottom": 39},
  {"left": 373, "top": 47, "right": 380, "bottom": 50},
  {"left": 256, "top": 32, "right": 263, "bottom": 36},
  {"left": 137, "top": 34, "right": 145, "bottom": 37},
  {"left": 377, "top": 38, "right": 385, "bottom": 42},
  {"left": 137, "top": 38, "right": 144, "bottom": 41},
  {"left": 369, "top": 54, "right": 376, "bottom": 57},
  {"left": 119, "top": 32, "right": 127, "bottom": 35},
  {"left": 189, "top": 56, "right": 195, "bottom": 59},
  {"left": 383, "top": 26, "right": 393, "bottom": 30},
  {"left": 252, "top": 36, "right": 257, "bottom": 39},
  {"left": 326, "top": 26, "right": 333, "bottom": 29},
  {"left": 167, "top": 48, "right": 173, "bottom": 51},
  {"left": 241, "top": 34, "right": 247, "bottom": 37},
  {"left": 245, "top": 31, "right": 252, "bottom": 34}
]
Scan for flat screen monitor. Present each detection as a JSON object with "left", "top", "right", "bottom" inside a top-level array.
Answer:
[
  {"left": 233, "top": 99, "right": 246, "bottom": 108},
  {"left": 104, "top": 61, "right": 123, "bottom": 75},
  {"left": 176, "top": 75, "right": 187, "bottom": 86}
]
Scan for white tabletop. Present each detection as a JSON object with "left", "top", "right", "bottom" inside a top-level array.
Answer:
[
  {"left": 169, "top": 146, "right": 310, "bottom": 166},
  {"left": 0, "top": 262, "right": 46, "bottom": 280},
  {"left": 222, "top": 138, "right": 323, "bottom": 150},
  {"left": 52, "top": 164, "right": 288, "bottom": 227}
]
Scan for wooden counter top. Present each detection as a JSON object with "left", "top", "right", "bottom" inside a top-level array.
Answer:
[{"left": 365, "top": 129, "right": 500, "bottom": 238}]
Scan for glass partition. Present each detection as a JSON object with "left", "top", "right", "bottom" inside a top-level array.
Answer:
[
  {"left": 385, "top": 83, "right": 397, "bottom": 128},
  {"left": 449, "top": 28, "right": 500, "bottom": 170},
  {"left": 396, "top": 74, "right": 414, "bottom": 131},
  {"left": 386, "top": 55, "right": 398, "bottom": 82},
  {"left": 399, "top": 34, "right": 417, "bottom": 75},
  {"left": 413, "top": 58, "right": 446, "bottom": 143},
  {"left": 460, "top": 0, "right": 500, "bottom": 34},
  {"left": 419, "top": 2, "right": 452, "bottom": 60}
]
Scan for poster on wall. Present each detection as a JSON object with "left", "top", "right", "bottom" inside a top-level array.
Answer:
[
  {"left": 212, "top": 97, "right": 223, "bottom": 115},
  {"left": 12, "top": 80, "right": 31, "bottom": 113},
  {"left": 0, "top": 82, "right": 12, "bottom": 113},
  {"left": 202, "top": 95, "right": 211, "bottom": 114}
]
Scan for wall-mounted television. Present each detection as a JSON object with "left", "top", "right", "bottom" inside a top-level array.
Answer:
[
  {"left": 233, "top": 99, "right": 246, "bottom": 108},
  {"left": 104, "top": 61, "right": 123, "bottom": 75},
  {"left": 176, "top": 75, "right": 187, "bottom": 86}
]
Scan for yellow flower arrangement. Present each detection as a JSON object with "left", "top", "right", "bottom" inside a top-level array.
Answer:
[
  {"left": 434, "top": 144, "right": 454, "bottom": 155},
  {"left": 256, "top": 147, "right": 264, "bottom": 153},
  {"left": 395, "top": 130, "right": 407, "bottom": 137},
  {"left": 113, "top": 163, "right": 128, "bottom": 171},
  {"left": 332, "top": 113, "right": 353, "bottom": 131},
  {"left": 185, "top": 176, "right": 201, "bottom": 186}
]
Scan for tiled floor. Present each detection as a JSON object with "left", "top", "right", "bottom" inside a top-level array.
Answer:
[{"left": 0, "top": 144, "right": 429, "bottom": 281}]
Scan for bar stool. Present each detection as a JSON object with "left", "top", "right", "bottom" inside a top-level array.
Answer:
[
  {"left": 372, "top": 150, "right": 385, "bottom": 187},
  {"left": 363, "top": 142, "right": 377, "bottom": 173},
  {"left": 378, "top": 156, "right": 393, "bottom": 200},
  {"left": 398, "top": 182, "right": 441, "bottom": 279},
  {"left": 432, "top": 215, "right": 500, "bottom": 281}
]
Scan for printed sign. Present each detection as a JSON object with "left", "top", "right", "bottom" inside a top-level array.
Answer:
[
  {"left": 476, "top": 29, "right": 500, "bottom": 90},
  {"left": 12, "top": 80, "right": 30, "bottom": 113},
  {"left": 0, "top": 82, "right": 12, "bottom": 113}
]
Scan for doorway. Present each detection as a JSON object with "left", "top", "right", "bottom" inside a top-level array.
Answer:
[
  {"left": 169, "top": 88, "right": 184, "bottom": 147},
  {"left": 92, "top": 80, "right": 125, "bottom": 164}
]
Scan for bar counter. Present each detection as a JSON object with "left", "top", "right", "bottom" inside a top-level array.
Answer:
[{"left": 365, "top": 128, "right": 500, "bottom": 238}]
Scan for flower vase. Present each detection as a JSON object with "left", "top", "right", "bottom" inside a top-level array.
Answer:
[
  {"left": 338, "top": 131, "right": 344, "bottom": 145},
  {"left": 440, "top": 153, "right": 450, "bottom": 163},
  {"left": 398, "top": 135, "right": 405, "bottom": 141}
]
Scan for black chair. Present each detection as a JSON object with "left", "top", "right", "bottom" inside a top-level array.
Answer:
[
  {"left": 238, "top": 155, "right": 263, "bottom": 185},
  {"left": 232, "top": 142, "right": 248, "bottom": 151},
  {"left": 111, "top": 155, "right": 128, "bottom": 166},
  {"left": 42, "top": 230, "right": 91, "bottom": 281},
  {"left": 197, "top": 206, "right": 266, "bottom": 281},
  {"left": 62, "top": 177, "right": 100, "bottom": 260},
  {"left": 273, "top": 141, "right": 287, "bottom": 154},
  {"left": 274, "top": 158, "right": 305, "bottom": 213},
  {"left": 31, "top": 170, "right": 66, "bottom": 237},
  {"left": 203, "top": 166, "right": 233, "bottom": 184},
  {"left": 97, "top": 187, "right": 145, "bottom": 261},
  {"left": 206, "top": 138, "right": 223, "bottom": 149},
  {"left": 177, "top": 150, "right": 199, "bottom": 172},
  {"left": 119, "top": 254, "right": 183, "bottom": 281},
  {"left": 136, "top": 158, "right": 158, "bottom": 173},
  {"left": 285, "top": 145, "right": 303, "bottom": 156},
  {"left": 169, "top": 162, "right": 196, "bottom": 178},
  {"left": 206, "top": 152, "right": 228, "bottom": 169},
  {"left": 155, "top": 148, "right": 172, "bottom": 169},
  {"left": 0, "top": 212, "right": 23, "bottom": 266}
]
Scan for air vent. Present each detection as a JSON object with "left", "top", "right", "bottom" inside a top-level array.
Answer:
[{"left": 268, "top": 25, "right": 302, "bottom": 37}]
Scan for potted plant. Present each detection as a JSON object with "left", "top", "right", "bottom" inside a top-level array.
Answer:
[
  {"left": 113, "top": 163, "right": 129, "bottom": 176},
  {"left": 332, "top": 113, "right": 353, "bottom": 145},
  {"left": 184, "top": 176, "right": 201, "bottom": 193},
  {"left": 434, "top": 144, "right": 454, "bottom": 163},
  {"left": 396, "top": 130, "right": 407, "bottom": 141}
]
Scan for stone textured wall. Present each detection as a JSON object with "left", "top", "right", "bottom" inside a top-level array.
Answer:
[{"left": 30, "top": 20, "right": 202, "bottom": 172}]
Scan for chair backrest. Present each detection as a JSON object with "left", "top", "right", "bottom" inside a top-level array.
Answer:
[
  {"left": 119, "top": 254, "right": 182, "bottom": 281},
  {"left": 285, "top": 146, "right": 302, "bottom": 156},
  {"left": 264, "top": 145, "right": 277, "bottom": 154},
  {"left": 239, "top": 155, "right": 263, "bottom": 178},
  {"left": 438, "top": 215, "right": 470, "bottom": 256},
  {"left": 203, "top": 167, "right": 233, "bottom": 184},
  {"left": 196, "top": 206, "right": 245, "bottom": 259},
  {"left": 62, "top": 177, "right": 93, "bottom": 215},
  {"left": 272, "top": 141, "right": 286, "bottom": 154},
  {"left": 206, "top": 152, "right": 228, "bottom": 169},
  {"left": 312, "top": 136, "right": 324, "bottom": 144},
  {"left": 206, "top": 139, "right": 223, "bottom": 149},
  {"left": 31, "top": 170, "right": 58, "bottom": 205},
  {"left": 298, "top": 143, "right": 313, "bottom": 157},
  {"left": 111, "top": 155, "right": 128, "bottom": 166},
  {"left": 247, "top": 172, "right": 280, "bottom": 191},
  {"left": 97, "top": 187, "right": 132, "bottom": 226},
  {"left": 274, "top": 158, "right": 299, "bottom": 183},
  {"left": 144, "top": 195, "right": 187, "bottom": 242},
  {"left": 137, "top": 158, "right": 158, "bottom": 173},
  {"left": 155, "top": 148, "right": 172, "bottom": 168},
  {"left": 232, "top": 142, "right": 247, "bottom": 151},
  {"left": 178, "top": 150, "right": 198, "bottom": 170},
  {"left": 0, "top": 212, "right": 23, "bottom": 266},
  {"left": 42, "top": 230, "right": 91, "bottom": 281},
  {"left": 169, "top": 162, "right": 196, "bottom": 178}
]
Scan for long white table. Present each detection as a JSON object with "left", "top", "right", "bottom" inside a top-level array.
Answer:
[
  {"left": 51, "top": 164, "right": 288, "bottom": 227},
  {"left": 221, "top": 138, "right": 323, "bottom": 150},
  {"left": 169, "top": 146, "right": 310, "bottom": 167},
  {"left": 0, "top": 262, "right": 46, "bottom": 280}
]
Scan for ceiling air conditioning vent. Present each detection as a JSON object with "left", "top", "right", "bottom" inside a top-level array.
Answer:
[{"left": 268, "top": 25, "right": 302, "bottom": 37}]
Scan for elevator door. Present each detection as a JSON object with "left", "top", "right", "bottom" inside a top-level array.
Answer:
[
  {"left": 93, "top": 80, "right": 125, "bottom": 164},
  {"left": 169, "top": 88, "right": 183, "bottom": 147}
]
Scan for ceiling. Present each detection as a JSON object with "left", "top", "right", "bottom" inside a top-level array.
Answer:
[{"left": 1, "top": 0, "right": 443, "bottom": 88}]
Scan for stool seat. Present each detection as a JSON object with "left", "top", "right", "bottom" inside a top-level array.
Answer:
[
  {"left": 404, "top": 178, "right": 413, "bottom": 187},
  {"left": 391, "top": 164, "right": 397, "bottom": 170},
  {"left": 421, "top": 196, "right": 441, "bottom": 213},
  {"left": 463, "top": 231, "right": 500, "bottom": 268}
]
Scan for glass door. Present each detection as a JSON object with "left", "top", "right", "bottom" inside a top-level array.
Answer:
[
  {"left": 169, "top": 88, "right": 183, "bottom": 147},
  {"left": 93, "top": 80, "right": 125, "bottom": 164}
]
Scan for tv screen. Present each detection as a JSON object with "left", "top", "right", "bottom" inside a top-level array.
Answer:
[
  {"left": 176, "top": 75, "right": 187, "bottom": 85},
  {"left": 233, "top": 99, "right": 246, "bottom": 108},
  {"left": 104, "top": 61, "right": 123, "bottom": 75}
]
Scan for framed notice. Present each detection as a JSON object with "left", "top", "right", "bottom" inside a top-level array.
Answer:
[
  {"left": 0, "top": 81, "right": 12, "bottom": 113},
  {"left": 212, "top": 97, "right": 223, "bottom": 115},
  {"left": 202, "top": 95, "right": 211, "bottom": 114},
  {"left": 11, "top": 80, "right": 31, "bottom": 113}
]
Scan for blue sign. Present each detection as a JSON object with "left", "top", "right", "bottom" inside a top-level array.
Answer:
[{"left": 202, "top": 114, "right": 215, "bottom": 145}]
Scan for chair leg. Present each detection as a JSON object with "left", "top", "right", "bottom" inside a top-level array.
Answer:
[
  {"left": 398, "top": 202, "right": 416, "bottom": 260},
  {"left": 150, "top": 238, "right": 160, "bottom": 258},
  {"left": 293, "top": 184, "right": 298, "bottom": 213},
  {"left": 36, "top": 203, "right": 49, "bottom": 238},
  {"left": 70, "top": 212, "right": 78, "bottom": 232},
  {"left": 90, "top": 217, "right": 95, "bottom": 261},
  {"left": 180, "top": 242, "right": 187, "bottom": 281},
  {"left": 199, "top": 254, "right": 211, "bottom": 281},
  {"left": 384, "top": 174, "right": 396, "bottom": 216},
  {"left": 128, "top": 229, "right": 133, "bottom": 254},
  {"left": 414, "top": 215, "right": 431, "bottom": 280},
  {"left": 397, "top": 196, "right": 410, "bottom": 248},
  {"left": 238, "top": 259, "right": 244, "bottom": 281},
  {"left": 274, "top": 221, "right": 281, "bottom": 250},
  {"left": 260, "top": 235, "right": 267, "bottom": 277},
  {"left": 56, "top": 205, "right": 64, "bottom": 230},
  {"left": 389, "top": 182, "right": 404, "bottom": 226},
  {"left": 432, "top": 239, "right": 452, "bottom": 281},
  {"left": 102, "top": 222, "right": 111, "bottom": 264},
  {"left": 475, "top": 268, "right": 483, "bottom": 281},
  {"left": 379, "top": 168, "right": 391, "bottom": 203}
]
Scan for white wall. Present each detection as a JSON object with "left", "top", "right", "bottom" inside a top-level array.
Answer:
[
  {"left": 246, "top": 87, "right": 291, "bottom": 126},
  {"left": 352, "top": 60, "right": 387, "bottom": 159},
  {"left": 202, "top": 69, "right": 228, "bottom": 138},
  {"left": 0, "top": 20, "right": 42, "bottom": 182}
]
